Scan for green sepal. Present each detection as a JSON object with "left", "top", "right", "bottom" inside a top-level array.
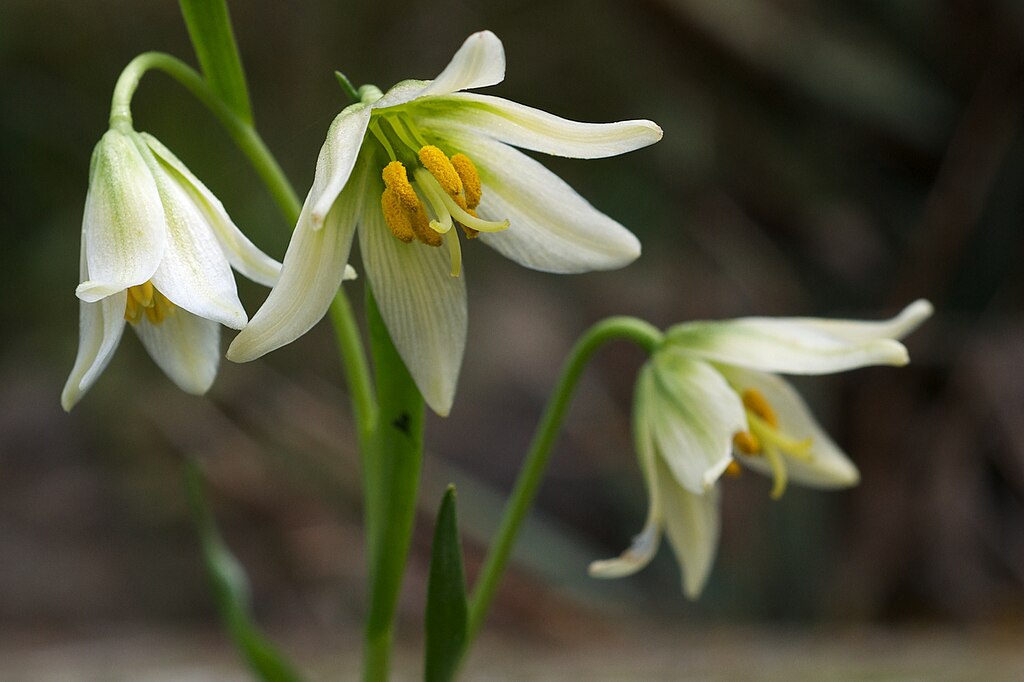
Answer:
[
  {"left": 179, "top": 0, "right": 254, "bottom": 123},
  {"left": 183, "top": 458, "right": 304, "bottom": 682},
  {"left": 424, "top": 486, "right": 469, "bottom": 682}
]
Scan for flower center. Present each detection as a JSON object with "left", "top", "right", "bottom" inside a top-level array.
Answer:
[
  {"left": 730, "top": 388, "right": 813, "bottom": 499},
  {"left": 124, "top": 280, "right": 175, "bottom": 325},
  {"left": 370, "top": 114, "right": 509, "bottom": 277}
]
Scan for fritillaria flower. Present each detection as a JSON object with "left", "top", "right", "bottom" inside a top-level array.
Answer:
[
  {"left": 228, "top": 30, "right": 662, "bottom": 415},
  {"left": 61, "top": 127, "right": 287, "bottom": 410},
  {"left": 590, "top": 300, "right": 932, "bottom": 598}
]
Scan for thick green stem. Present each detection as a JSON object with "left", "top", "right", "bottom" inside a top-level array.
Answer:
[
  {"left": 361, "top": 290, "right": 425, "bottom": 681},
  {"left": 465, "top": 317, "right": 662, "bottom": 644},
  {"left": 109, "top": 51, "right": 299, "bottom": 223}
]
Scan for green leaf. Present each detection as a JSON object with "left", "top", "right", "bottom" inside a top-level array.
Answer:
[
  {"left": 362, "top": 288, "right": 425, "bottom": 680},
  {"left": 179, "top": 0, "right": 254, "bottom": 123},
  {"left": 424, "top": 486, "right": 469, "bottom": 682},
  {"left": 183, "top": 459, "right": 304, "bottom": 682}
]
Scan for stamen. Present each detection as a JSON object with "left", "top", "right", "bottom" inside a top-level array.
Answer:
[
  {"left": 418, "top": 146, "right": 463, "bottom": 198},
  {"left": 742, "top": 388, "right": 778, "bottom": 428},
  {"left": 130, "top": 280, "right": 154, "bottom": 307},
  {"left": 763, "top": 445, "right": 788, "bottom": 499},
  {"left": 124, "top": 293, "right": 140, "bottom": 323},
  {"left": 450, "top": 153, "right": 482, "bottom": 209},
  {"left": 125, "top": 282, "right": 175, "bottom": 326},
  {"left": 384, "top": 116, "right": 421, "bottom": 154},
  {"left": 381, "top": 188, "right": 415, "bottom": 243},
  {"left": 410, "top": 202, "right": 442, "bottom": 247},
  {"left": 437, "top": 191, "right": 509, "bottom": 233},
  {"left": 413, "top": 168, "right": 454, "bottom": 234},
  {"left": 746, "top": 413, "right": 814, "bottom": 462},
  {"left": 382, "top": 162, "right": 421, "bottom": 212},
  {"left": 732, "top": 431, "right": 761, "bottom": 455},
  {"left": 445, "top": 231, "right": 463, "bottom": 278},
  {"left": 369, "top": 121, "right": 396, "bottom": 162},
  {"left": 724, "top": 460, "right": 743, "bottom": 478}
]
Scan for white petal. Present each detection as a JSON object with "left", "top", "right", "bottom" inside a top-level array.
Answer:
[
  {"left": 359, "top": 197, "right": 467, "bottom": 417},
  {"left": 789, "top": 299, "right": 933, "bottom": 343},
  {"left": 133, "top": 309, "right": 220, "bottom": 395},
  {"left": 226, "top": 163, "right": 366, "bottom": 363},
  {"left": 418, "top": 93, "right": 662, "bottom": 158},
  {"left": 309, "top": 103, "right": 373, "bottom": 223},
  {"left": 437, "top": 132, "right": 640, "bottom": 272},
  {"left": 589, "top": 365, "right": 663, "bottom": 578},
  {"left": 76, "top": 130, "right": 165, "bottom": 302},
  {"left": 62, "top": 246, "right": 127, "bottom": 411},
  {"left": 147, "top": 160, "right": 247, "bottom": 330},
  {"left": 720, "top": 366, "right": 860, "bottom": 488},
  {"left": 666, "top": 313, "right": 913, "bottom": 376},
  {"left": 658, "top": 463, "right": 721, "bottom": 600},
  {"left": 372, "top": 79, "right": 431, "bottom": 110},
  {"left": 418, "top": 31, "right": 505, "bottom": 98},
  {"left": 142, "top": 133, "right": 282, "bottom": 287},
  {"left": 649, "top": 351, "right": 747, "bottom": 493}
]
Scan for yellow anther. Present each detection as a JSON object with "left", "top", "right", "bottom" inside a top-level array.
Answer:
[
  {"left": 724, "top": 460, "right": 743, "bottom": 478},
  {"left": 742, "top": 388, "right": 778, "bottom": 428},
  {"left": 381, "top": 188, "right": 415, "bottom": 243},
  {"left": 418, "top": 145, "right": 463, "bottom": 198},
  {"left": 451, "top": 153, "right": 482, "bottom": 209},
  {"left": 124, "top": 293, "right": 140, "bottom": 323},
  {"left": 410, "top": 202, "right": 442, "bottom": 247},
  {"left": 382, "top": 161, "right": 421, "bottom": 212},
  {"left": 130, "top": 280, "right": 154, "bottom": 307},
  {"left": 124, "top": 282, "right": 174, "bottom": 326},
  {"left": 732, "top": 431, "right": 761, "bottom": 455}
]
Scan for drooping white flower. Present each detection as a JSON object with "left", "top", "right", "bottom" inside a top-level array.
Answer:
[
  {"left": 61, "top": 127, "right": 288, "bottom": 410},
  {"left": 227, "top": 30, "right": 663, "bottom": 416},
  {"left": 590, "top": 300, "right": 932, "bottom": 598}
]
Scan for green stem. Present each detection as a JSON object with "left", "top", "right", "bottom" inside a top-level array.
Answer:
[
  {"left": 109, "top": 51, "right": 299, "bottom": 223},
  {"left": 465, "top": 316, "right": 662, "bottom": 643}
]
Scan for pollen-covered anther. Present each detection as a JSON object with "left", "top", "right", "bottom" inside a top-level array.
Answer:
[
  {"left": 742, "top": 388, "right": 778, "bottom": 428},
  {"left": 381, "top": 188, "right": 415, "bottom": 243},
  {"left": 382, "top": 161, "right": 421, "bottom": 212},
  {"left": 418, "top": 145, "right": 463, "bottom": 198},
  {"left": 724, "top": 460, "right": 743, "bottom": 477},
  {"left": 732, "top": 431, "right": 761, "bottom": 455},
  {"left": 450, "top": 153, "right": 481, "bottom": 209},
  {"left": 125, "top": 281, "right": 175, "bottom": 325},
  {"left": 410, "top": 202, "right": 442, "bottom": 247}
]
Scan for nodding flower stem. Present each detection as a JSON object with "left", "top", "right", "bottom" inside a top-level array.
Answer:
[
  {"left": 466, "top": 316, "right": 663, "bottom": 644},
  {"left": 108, "top": 51, "right": 300, "bottom": 223}
]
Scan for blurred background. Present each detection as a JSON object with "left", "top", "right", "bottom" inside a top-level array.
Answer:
[{"left": 3, "top": 0, "right": 1024, "bottom": 678}]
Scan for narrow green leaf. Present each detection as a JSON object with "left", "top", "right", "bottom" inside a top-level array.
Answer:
[
  {"left": 424, "top": 486, "right": 469, "bottom": 682},
  {"left": 362, "top": 288, "right": 425, "bottom": 680},
  {"left": 179, "top": 0, "right": 254, "bottom": 123},
  {"left": 184, "top": 458, "right": 304, "bottom": 682}
]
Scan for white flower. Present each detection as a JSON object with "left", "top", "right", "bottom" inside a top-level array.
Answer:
[
  {"left": 227, "top": 30, "right": 663, "bottom": 416},
  {"left": 61, "top": 127, "right": 287, "bottom": 410},
  {"left": 589, "top": 300, "right": 932, "bottom": 598}
]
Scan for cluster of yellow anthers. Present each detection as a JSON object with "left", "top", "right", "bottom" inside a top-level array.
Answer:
[
  {"left": 379, "top": 144, "right": 507, "bottom": 277},
  {"left": 124, "top": 281, "right": 175, "bottom": 325},
  {"left": 728, "top": 387, "right": 814, "bottom": 497}
]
